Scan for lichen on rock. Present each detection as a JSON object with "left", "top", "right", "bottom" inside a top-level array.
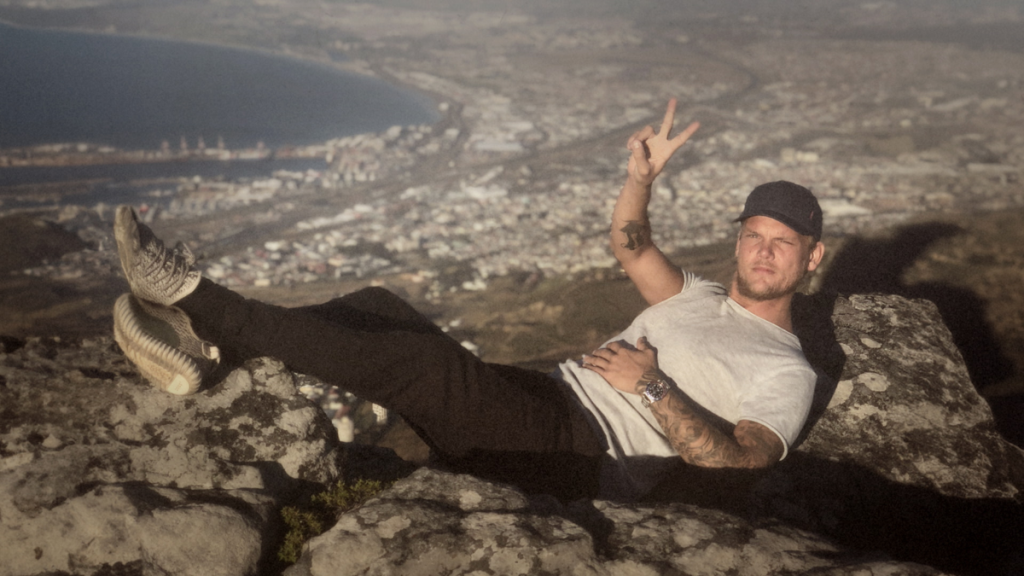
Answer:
[{"left": 2, "top": 293, "right": 1023, "bottom": 575}]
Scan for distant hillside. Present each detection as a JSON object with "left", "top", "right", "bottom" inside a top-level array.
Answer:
[
  {"left": 0, "top": 213, "right": 86, "bottom": 274},
  {"left": 0, "top": 212, "right": 120, "bottom": 338}
]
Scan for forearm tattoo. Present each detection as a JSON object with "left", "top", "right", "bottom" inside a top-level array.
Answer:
[
  {"left": 619, "top": 220, "right": 650, "bottom": 251},
  {"left": 648, "top": 389, "right": 779, "bottom": 468}
]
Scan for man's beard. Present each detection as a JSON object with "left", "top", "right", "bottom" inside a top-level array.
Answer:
[{"left": 734, "top": 267, "right": 805, "bottom": 302}]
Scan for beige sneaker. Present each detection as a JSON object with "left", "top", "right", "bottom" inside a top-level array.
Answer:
[
  {"left": 113, "top": 293, "right": 220, "bottom": 395},
  {"left": 114, "top": 205, "right": 200, "bottom": 306}
]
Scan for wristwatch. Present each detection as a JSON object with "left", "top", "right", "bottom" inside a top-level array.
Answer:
[{"left": 640, "top": 378, "right": 670, "bottom": 408}]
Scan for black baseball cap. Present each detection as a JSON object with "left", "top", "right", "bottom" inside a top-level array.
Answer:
[{"left": 735, "top": 181, "right": 823, "bottom": 241}]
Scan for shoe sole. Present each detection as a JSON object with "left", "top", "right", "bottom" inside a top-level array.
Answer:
[{"left": 113, "top": 293, "right": 219, "bottom": 395}]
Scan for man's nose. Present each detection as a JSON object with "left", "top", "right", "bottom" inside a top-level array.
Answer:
[{"left": 757, "top": 242, "right": 774, "bottom": 258}]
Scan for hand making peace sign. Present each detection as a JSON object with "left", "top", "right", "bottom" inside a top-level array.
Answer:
[{"left": 626, "top": 98, "right": 700, "bottom": 188}]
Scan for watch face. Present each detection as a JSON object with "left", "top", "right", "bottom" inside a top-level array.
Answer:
[{"left": 642, "top": 380, "right": 668, "bottom": 407}]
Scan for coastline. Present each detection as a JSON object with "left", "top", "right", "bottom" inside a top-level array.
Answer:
[{"left": 0, "top": 16, "right": 442, "bottom": 158}]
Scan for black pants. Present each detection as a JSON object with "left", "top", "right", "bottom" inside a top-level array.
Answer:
[{"left": 177, "top": 279, "right": 606, "bottom": 500}]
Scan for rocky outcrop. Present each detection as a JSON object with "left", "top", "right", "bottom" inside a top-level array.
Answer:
[
  {"left": 798, "top": 292, "right": 1023, "bottom": 499},
  {"left": 285, "top": 293, "right": 1024, "bottom": 576},
  {"left": 285, "top": 467, "right": 948, "bottom": 576},
  {"left": 2, "top": 293, "right": 1023, "bottom": 575},
  {"left": 0, "top": 340, "right": 340, "bottom": 576}
]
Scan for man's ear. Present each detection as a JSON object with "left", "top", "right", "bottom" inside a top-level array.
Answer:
[{"left": 806, "top": 241, "right": 825, "bottom": 272}]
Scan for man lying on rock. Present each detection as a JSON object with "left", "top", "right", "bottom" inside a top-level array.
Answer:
[{"left": 111, "top": 99, "right": 825, "bottom": 502}]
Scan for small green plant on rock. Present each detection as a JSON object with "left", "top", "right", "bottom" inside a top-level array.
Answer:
[{"left": 278, "top": 478, "right": 386, "bottom": 564}]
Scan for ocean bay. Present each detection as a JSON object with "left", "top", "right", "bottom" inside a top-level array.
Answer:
[
  {"left": 0, "top": 21, "right": 437, "bottom": 151},
  {"left": 0, "top": 20, "right": 438, "bottom": 193}
]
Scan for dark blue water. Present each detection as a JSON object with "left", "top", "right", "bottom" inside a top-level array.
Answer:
[{"left": 0, "top": 21, "right": 438, "bottom": 151}]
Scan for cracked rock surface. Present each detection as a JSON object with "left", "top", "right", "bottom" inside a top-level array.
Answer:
[
  {"left": 0, "top": 342, "right": 340, "bottom": 576},
  {"left": 2, "top": 293, "right": 1023, "bottom": 575}
]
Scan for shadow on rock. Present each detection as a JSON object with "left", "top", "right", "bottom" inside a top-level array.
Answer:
[
  {"left": 790, "top": 290, "right": 846, "bottom": 448},
  {"left": 646, "top": 453, "right": 1024, "bottom": 576},
  {"left": 819, "top": 222, "right": 1022, "bottom": 447}
]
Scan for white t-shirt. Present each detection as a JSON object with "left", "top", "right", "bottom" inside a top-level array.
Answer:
[{"left": 558, "top": 273, "right": 815, "bottom": 500}]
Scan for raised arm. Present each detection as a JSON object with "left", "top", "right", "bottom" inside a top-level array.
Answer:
[
  {"left": 611, "top": 99, "right": 700, "bottom": 306},
  {"left": 583, "top": 338, "right": 784, "bottom": 468}
]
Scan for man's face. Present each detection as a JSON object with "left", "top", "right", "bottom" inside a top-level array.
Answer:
[{"left": 734, "top": 216, "right": 822, "bottom": 302}]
